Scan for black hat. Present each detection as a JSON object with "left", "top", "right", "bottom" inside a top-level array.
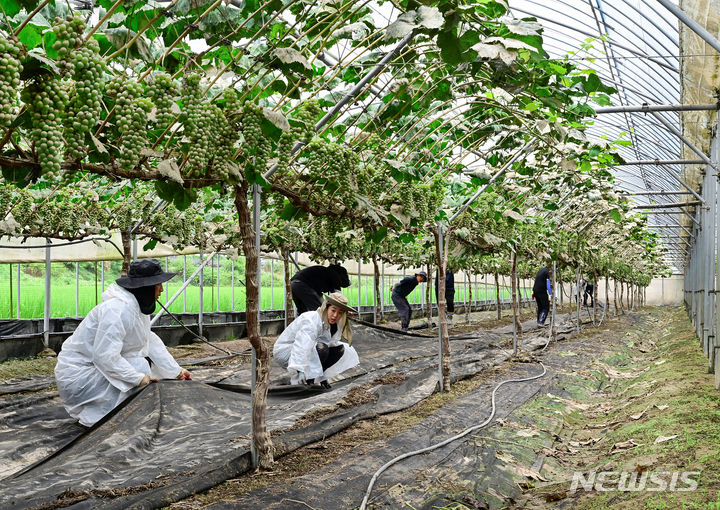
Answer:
[
  {"left": 329, "top": 264, "right": 351, "bottom": 288},
  {"left": 116, "top": 258, "right": 176, "bottom": 289}
]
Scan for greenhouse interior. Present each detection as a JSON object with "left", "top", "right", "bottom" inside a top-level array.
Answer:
[{"left": 0, "top": 0, "right": 719, "bottom": 508}]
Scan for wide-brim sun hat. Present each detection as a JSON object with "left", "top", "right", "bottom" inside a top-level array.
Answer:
[
  {"left": 325, "top": 292, "right": 358, "bottom": 314},
  {"left": 116, "top": 258, "right": 177, "bottom": 289}
]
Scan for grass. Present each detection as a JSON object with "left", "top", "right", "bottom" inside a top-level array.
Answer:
[
  {"left": 0, "top": 259, "right": 527, "bottom": 318},
  {"left": 521, "top": 306, "right": 720, "bottom": 510}
]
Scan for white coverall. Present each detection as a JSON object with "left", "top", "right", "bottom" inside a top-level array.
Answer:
[
  {"left": 54, "top": 284, "right": 182, "bottom": 426},
  {"left": 273, "top": 311, "right": 359, "bottom": 383}
]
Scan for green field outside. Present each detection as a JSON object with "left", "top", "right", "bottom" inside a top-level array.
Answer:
[{"left": 0, "top": 258, "right": 527, "bottom": 319}]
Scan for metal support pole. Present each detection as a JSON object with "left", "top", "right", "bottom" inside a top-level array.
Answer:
[
  {"left": 231, "top": 258, "right": 235, "bottom": 312},
  {"left": 166, "top": 257, "right": 170, "bottom": 305},
  {"left": 550, "top": 261, "right": 557, "bottom": 342},
  {"left": 16, "top": 263, "right": 20, "bottom": 319},
  {"left": 656, "top": 0, "right": 720, "bottom": 53},
  {"left": 198, "top": 250, "right": 204, "bottom": 337},
  {"left": 617, "top": 161, "right": 705, "bottom": 167},
  {"left": 631, "top": 201, "right": 701, "bottom": 210},
  {"left": 358, "top": 260, "right": 362, "bottom": 312},
  {"left": 595, "top": 103, "right": 718, "bottom": 113},
  {"left": 75, "top": 262, "right": 79, "bottom": 317},
  {"left": 132, "top": 236, "right": 138, "bottom": 261},
  {"left": 649, "top": 110, "right": 718, "bottom": 176},
  {"left": 270, "top": 258, "right": 274, "bottom": 310},
  {"left": 183, "top": 256, "right": 187, "bottom": 313},
  {"left": 263, "top": 33, "right": 414, "bottom": 181},
  {"left": 437, "top": 225, "right": 445, "bottom": 392},
  {"left": 43, "top": 241, "right": 51, "bottom": 349},
  {"left": 381, "top": 261, "right": 385, "bottom": 317},
  {"left": 449, "top": 139, "right": 536, "bottom": 223},
  {"left": 216, "top": 254, "right": 220, "bottom": 312}
]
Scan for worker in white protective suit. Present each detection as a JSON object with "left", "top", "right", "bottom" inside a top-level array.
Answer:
[
  {"left": 54, "top": 258, "right": 192, "bottom": 427},
  {"left": 273, "top": 292, "right": 359, "bottom": 389}
]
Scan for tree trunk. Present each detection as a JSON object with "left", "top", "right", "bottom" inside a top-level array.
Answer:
[
  {"left": 575, "top": 267, "right": 581, "bottom": 332},
  {"left": 282, "top": 249, "right": 294, "bottom": 325},
  {"left": 426, "top": 263, "right": 432, "bottom": 329},
  {"left": 372, "top": 254, "right": 381, "bottom": 324},
  {"left": 613, "top": 279, "right": 618, "bottom": 316},
  {"left": 603, "top": 275, "right": 609, "bottom": 323},
  {"left": 494, "top": 272, "right": 501, "bottom": 320},
  {"left": 510, "top": 249, "right": 522, "bottom": 352},
  {"left": 121, "top": 230, "right": 132, "bottom": 276},
  {"left": 550, "top": 262, "right": 562, "bottom": 340},
  {"left": 559, "top": 276, "right": 564, "bottom": 308},
  {"left": 620, "top": 281, "right": 625, "bottom": 315},
  {"left": 593, "top": 272, "right": 599, "bottom": 326},
  {"left": 234, "top": 184, "right": 273, "bottom": 468},
  {"left": 433, "top": 229, "right": 450, "bottom": 391}
]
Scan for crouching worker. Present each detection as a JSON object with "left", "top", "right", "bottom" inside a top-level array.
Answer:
[
  {"left": 273, "top": 292, "right": 359, "bottom": 389},
  {"left": 54, "top": 259, "right": 192, "bottom": 427}
]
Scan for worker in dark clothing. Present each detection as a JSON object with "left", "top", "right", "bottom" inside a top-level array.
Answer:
[
  {"left": 532, "top": 266, "right": 552, "bottom": 327},
  {"left": 391, "top": 271, "right": 427, "bottom": 332},
  {"left": 435, "top": 270, "right": 455, "bottom": 324},
  {"left": 290, "top": 264, "right": 351, "bottom": 314},
  {"left": 583, "top": 278, "right": 594, "bottom": 307}
]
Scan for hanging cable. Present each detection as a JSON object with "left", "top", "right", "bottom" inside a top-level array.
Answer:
[
  {"left": 358, "top": 362, "right": 548, "bottom": 510},
  {"left": 155, "top": 300, "right": 249, "bottom": 357}
]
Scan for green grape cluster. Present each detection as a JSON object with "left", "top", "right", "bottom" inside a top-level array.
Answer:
[
  {"left": 118, "top": 98, "right": 152, "bottom": 171},
  {"left": 52, "top": 15, "right": 85, "bottom": 68},
  {"left": 0, "top": 36, "right": 24, "bottom": 130},
  {"left": 147, "top": 72, "right": 178, "bottom": 128},
  {"left": 366, "top": 133, "right": 389, "bottom": 162},
  {"left": 240, "top": 101, "right": 270, "bottom": 173},
  {"left": 107, "top": 77, "right": 146, "bottom": 170},
  {"left": 25, "top": 76, "right": 69, "bottom": 175},
  {"left": 64, "top": 38, "right": 106, "bottom": 159},
  {"left": 304, "top": 140, "right": 361, "bottom": 205},
  {"left": 185, "top": 102, "right": 216, "bottom": 175},
  {"left": 292, "top": 100, "right": 321, "bottom": 141},
  {"left": 214, "top": 108, "right": 239, "bottom": 181},
  {"left": 269, "top": 100, "right": 320, "bottom": 183},
  {"left": 181, "top": 74, "right": 202, "bottom": 116}
]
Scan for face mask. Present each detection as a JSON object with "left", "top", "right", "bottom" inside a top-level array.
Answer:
[{"left": 128, "top": 286, "right": 157, "bottom": 315}]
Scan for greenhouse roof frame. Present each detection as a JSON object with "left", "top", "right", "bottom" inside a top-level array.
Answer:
[{"left": 508, "top": 0, "right": 720, "bottom": 270}]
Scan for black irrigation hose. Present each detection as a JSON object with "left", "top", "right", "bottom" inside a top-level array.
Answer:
[
  {"left": 155, "top": 301, "right": 249, "bottom": 357},
  {"left": 349, "top": 317, "right": 434, "bottom": 338},
  {"left": 358, "top": 362, "right": 548, "bottom": 510}
]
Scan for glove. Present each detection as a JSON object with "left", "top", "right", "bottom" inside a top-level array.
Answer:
[
  {"left": 531, "top": 293, "right": 534, "bottom": 299},
  {"left": 290, "top": 369, "right": 307, "bottom": 385},
  {"left": 177, "top": 369, "right": 193, "bottom": 380},
  {"left": 138, "top": 374, "right": 158, "bottom": 387}
]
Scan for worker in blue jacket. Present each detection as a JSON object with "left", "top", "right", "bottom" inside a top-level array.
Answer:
[
  {"left": 532, "top": 266, "right": 552, "bottom": 327},
  {"left": 391, "top": 271, "right": 427, "bottom": 332}
]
